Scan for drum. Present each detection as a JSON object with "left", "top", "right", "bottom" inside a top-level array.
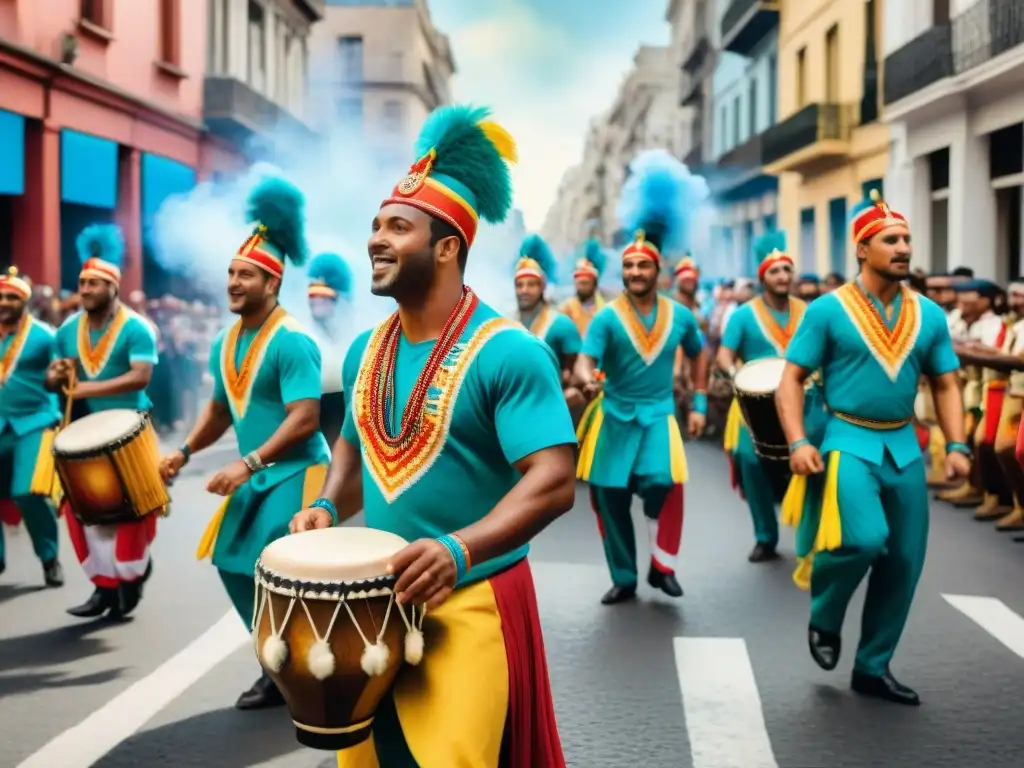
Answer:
[
  {"left": 254, "top": 527, "right": 423, "bottom": 750},
  {"left": 52, "top": 409, "right": 169, "bottom": 526},
  {"left": 732, "top": 357, "right": 790, "bottom": 462}
]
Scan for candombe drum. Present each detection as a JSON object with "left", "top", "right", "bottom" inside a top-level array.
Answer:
[
  {"left": 732, "top": 357, "right": 791, "bottom": 462},
  {"left": 52, "top": 409, "right": 170, "bottom": 525},
  {"left": 253, "top": 527, "right": 425, "bottom": 750}
]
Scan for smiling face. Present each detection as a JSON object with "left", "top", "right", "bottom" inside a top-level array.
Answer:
[
  {"left": 515, "top": 276, "right": 544, "bottom": 312},
  {"left": 0, "top": 290, "right": 25, "bottom": 325},
  {"left": 857, "top": 224, "right": 912, "bottom": 281},
  {"left": 368, "top": 203, "right": 442, "bottom": 301},
  {"left": 621, "top": 256, "right": 659, "bottom": 298},
  {"left": 762, "top": 262, "right": 793, "bottom": 298},
  {"left": 78, "top": 276, "right": 116, "bottom": 314},
  {"left": 226, "top": 260, "right": 277, "bottom": 315}
]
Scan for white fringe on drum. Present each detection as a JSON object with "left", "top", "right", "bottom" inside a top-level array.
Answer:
[{"left": 396, "top": 603, "right": 426, "bottom": 666}]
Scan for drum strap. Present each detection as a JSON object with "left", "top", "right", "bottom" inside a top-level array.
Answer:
[{"left": 832, "top": 411, "right": 911, "bottom": 431}]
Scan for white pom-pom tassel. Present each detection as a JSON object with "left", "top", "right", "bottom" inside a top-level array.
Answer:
[
  {"left": 404, "top": 629, "right": 424, "bottom": 666},
  {"left": 307, "top": 639, "right": 336, "bottom": 680},
  {"left": 261, "top": 635, "right": 288, "bottom": 672},
  {"left": 360, "top": 641, "right": 390, "bottom": 677}
]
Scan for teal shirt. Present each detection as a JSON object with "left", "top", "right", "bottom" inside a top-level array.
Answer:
[
  {"left": 521, "top": 306, "right": 582, "bottom": 361},
  {"left": 55, "top": 308, "right": 158, "bottom": 412},
  {"left": 210, "top": 314, "right": 331, "bottom": 491},
  {"left": 0, "top": 317, "right": 61, "bottom": 435},
  {"left": 785, "top": 283, "right": 959, "bottom": 468},
  {"left": 582, "top": 295, "right": 703, "bottom": 423},
  {"left": 342, "top": 300, "right": 577, "bottom": 584},
  {"left": 721, "top": 297, "right": 805, "bottom": 362}
]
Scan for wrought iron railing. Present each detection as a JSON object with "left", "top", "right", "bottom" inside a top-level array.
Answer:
[
  {"left": 883, "top": 25, "right": 953, "bottom": 105},
  {"left": 761, "top": 103, "right": 855, "bottom": 166}
]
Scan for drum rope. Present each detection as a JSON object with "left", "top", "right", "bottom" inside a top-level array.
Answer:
[
  {"left": 342, "top": 593, "right": 394, "bottom": 648},
  {"left": 396, "top": 602, "right": 426, "bottom": 634},
  {"left": 299, "top": 597, "right": 344, "bottom": 647}
]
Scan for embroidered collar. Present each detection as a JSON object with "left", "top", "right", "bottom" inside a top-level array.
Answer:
[
  {"left": 834, "top": 281, "right": 921, "bottom": 381},
  {"left": 610, "top": 294, "right": 674, "bottom": 365},
  {"left": 0, "top": 314, "right": 32, "bottom": 386},
  {"left": 77, "top": 306, "right": 129, "bottom": 379},
  {"left": 749, "top": 296, "right": 805, "bottom": 355},
  {"left": 221, "top": 305, "right": 289, "bottom": 420}
]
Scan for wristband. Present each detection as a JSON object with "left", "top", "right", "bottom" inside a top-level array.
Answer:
[
  {"left": 789, "top": 438, "right": 810, "bottom": 452},
  {"left": 178, "top": 443, "right": 192, "bottom": 465},
  {"left": 946, "top": 441, "right": 972, "bottom": 458},
  {"left": 692, "top": 392, "right": 708, "bottom": 415},
  {"left": 436, "top": 533, "right": 471, "bottom": 581},
  {"left": 309, "top": 497, "right": 339, "bottom": 526}
]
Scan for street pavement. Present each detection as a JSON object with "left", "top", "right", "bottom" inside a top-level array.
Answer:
[{"left": 2, "top": 440, "right": 1024, "bottom": 767}]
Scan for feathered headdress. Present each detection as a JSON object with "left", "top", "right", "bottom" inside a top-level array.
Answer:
[
  {"left": 76, "top": 224, "right": 125, "bottom": 285},
  {"left": 515, "top": 234, "right": 557, "bottom": 284},
  {"left": 753, "top": 230, "right": 791, "bottom": 281},
  {"left": 574, "top": 238, "right": 607, "bottom": 281},
  {"left": 674, "top": 253, "right": 699, "bottom": 280},
  {"left": 617, "top": 149, "right": 709, "bottom": 264},
  {"left": 236, "top": 176, "right": 309, "bottom": 280},
  {"left": 0, "top": 266, "right": 31, "bottom": 299},
  {"left": 382, "top": 104, "right": 517, "bottom": 248},
  {"left": 307, "top": 252, "right": 352, "bottom": 300},
  {"left": 850, "top": 188, "right": 908, "bottom": 244}
]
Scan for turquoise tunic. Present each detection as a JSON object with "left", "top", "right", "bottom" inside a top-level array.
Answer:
[
  {"left": 578, "top": 295, "right": 703, "bottom": 488},
  {"left": 341, "top": 299, "right": 577, "bottom": 585},
  {"left": 209, "top": 313, "right": 331, "bottom": 579},
  {"left": 785, "top": 281, "right": 959, "bottom": 676},
  {"left": 520, "top": 306, "right": 581, "bottom": 363},
  {"left": 55, "top": 308, "right": 158, "bottom": 412},
  {"left": 0, "top": 317, "right": 61, "bottom": 565}
]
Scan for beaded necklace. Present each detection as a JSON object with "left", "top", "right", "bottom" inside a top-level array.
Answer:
[{"left": 367, "top": 286, "right": 478, "bottom": 449}]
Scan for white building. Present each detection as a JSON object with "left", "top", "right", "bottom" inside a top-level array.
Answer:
[
  {"left": 883, "top": 0, "right": 1024, "bottom": 281},
  {"left": 669, "top": 0, "right": 715, "bottom": 167}
]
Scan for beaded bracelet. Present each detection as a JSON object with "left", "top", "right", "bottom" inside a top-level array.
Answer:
[
  {"left": 946, "top": 441, "right": 972, "bottom": 458},
  {"left": 692, "top": 391, "right": 708, "bottom": 415},
  {"left": 309, "top": 497, "right": 338, "bottom": 526},
  {"left": 437, "top": 533, "right": 471, "bottom": 581},
  {"left": 789, "top": 437, "right": 810, "bottom": 452}
]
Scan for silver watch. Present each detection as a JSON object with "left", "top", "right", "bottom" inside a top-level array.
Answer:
[{"left": 243, "top": 451, "right": 267, "bottom": 473}]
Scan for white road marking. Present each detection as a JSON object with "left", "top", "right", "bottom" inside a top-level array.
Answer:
[
  {"left": 16, "top": 611, "right": 248, "bottom": 768},
  {"left": 943, "top": 594, "right": 1024, "bottom": 659},
  {"left": 674, "top": 637, "right": 778, "bottom": 768}
]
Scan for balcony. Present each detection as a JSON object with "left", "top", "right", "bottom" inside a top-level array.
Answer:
[
  {"left": 709, "top": 132, "right": 779, "bottom": 199},
  {"left": 883, "top": 25, "right": 954, "bottom": 105},
  {"left": 683, "top": 144, "right": 704, "bottom": 169},
  {"left": 294, "top": 0, "right": 325, "bottom": 21},
  {"left": 952, "top": 0, "right": 1024, "bottom": 74},
  {"left": 680, "top": 70, "right": 706, "bottom": 106},
  {"left": 762, "top": 103, "right": 856, "bottom": 176},
  {"left": 203, "top": 76, "right": 319, "bottom": 151},
  {"left": 720, "top": 0, "right": 779, "bottom": 57}
]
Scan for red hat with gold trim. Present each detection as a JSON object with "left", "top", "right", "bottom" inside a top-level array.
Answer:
[
  {"left": 674, "top": 254, "right": 699, "bottom": 280},
  {"left": 0, "top": 266, "right": 31, "bottom": 299},
  {"left": 515, "top": 234, "right": 557, "bottom": 284},
  {"left": 76, "top": 224, "right": 124, "bottom": 286},
  {"left": 235, "top": 176, "right": 309, "bottom": 280},
  {"left": 850, "top": 188, "right": 908, "bottom": 244},
  {"left": 381, "top": 105, "right": 518, "bottom": 249},
  {"left": 574, "top": 238, "right": 607, "bottom": 281},
  {"left": 753, "top": 230, "right": 792, "bottom": 281}
]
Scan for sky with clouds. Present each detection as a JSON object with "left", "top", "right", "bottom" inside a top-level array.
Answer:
[{"left": 429, "top": 0, "right": 670, "bottom": 231}]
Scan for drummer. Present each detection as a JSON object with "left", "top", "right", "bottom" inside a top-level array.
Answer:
[
  {"left": 160, "top": 176, "right": 330, "bottom": 711},
  {"left": 291, "top": 104, "right": 575, "bottom": 766},
  {"left": 306, "top": 251, "right": 353, "bottom": 447},
  {"left": 47, "top": 225, "right": 159, "bottom": 620},
  {"left": 717, "top": 231, "right": 814, "bottom": 562}
]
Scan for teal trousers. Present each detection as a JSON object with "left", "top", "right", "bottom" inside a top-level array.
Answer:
[
  {"left": 219, "top": 569, "right": 256, "bottom": 627},
  {"left": 810, "top": 451, "right": 929, "bottom": 676},
  {"left": 0, "top": 426, "right": 59, "bottom": 566},
  {"left": 591, "top": 477, "right": 676, "bottom": 587},
  {"left": 734, "top": 425, "right": 782, "bottom": 547}
]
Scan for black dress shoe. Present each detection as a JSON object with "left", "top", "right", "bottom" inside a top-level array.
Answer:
[
  {"left": 600, "top": 585, "right": 637, "bottom": 605},
  {"left": 808, "top": 625, "right": 841, "bottom": 671},
  {"left": 43, "top": 559, "right": 64, "bottom": 587},
  {"left": 236, "top": 674, "right": 286, "bottom": 710},
  {"left": 67, "top": 588, "right": 116, "bottom": 618},
  {"left": 0, "top": 560, "right": 5, "bottom": 576},
  {"left": 851, "top": 669, "right": 920, "bottom": 706},
  {"left": 748, "top": 543, "right": 780, "bottom": 563},
  {"left": 116, "top": 580, "right": 143, "bottom": 618},
  {"left": 647, "top": 566, "right": 684, "bottom": 598}
]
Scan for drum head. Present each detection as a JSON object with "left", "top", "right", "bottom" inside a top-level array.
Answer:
[
  {"left": 733, "top": 357, "right": 787, "bottom": 395},
  {"left": 260, "top": 527, "right": 410, "bottom": 585},
  {"left": 53, "top": 409, "right": 145, "bottom": 454}
]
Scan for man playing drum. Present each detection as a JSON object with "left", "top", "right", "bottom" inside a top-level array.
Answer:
[
  {"left": 718, "top": 232, "right": 819, "bottom": 563},
  {"left": 776, "top": 190, "right": 971, "bottom": 705},
  {"left": 0, "top": 268, "right": 64, "bottom": 587},
  {"left": 160, "top": 176, "right": 330, "bottom": 711},
  {"left": 574, "top": 149, "right": 709, "bottom": 605},
  {"left": 291, "top": 104, "right": 576, "bottom": 767},
  {"left": 47, "top": 225, "right": 159, "bottom": 620}
]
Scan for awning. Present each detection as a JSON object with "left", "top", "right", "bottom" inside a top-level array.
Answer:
[
  {"left": 0, "top": 109, "right": 26, "bottom": 196},
  {"left": 141, "top": 152, "right": 196, "bottom": 243},
  {"left": 61, "top": 129, "right": 118, "bottom": 208}
]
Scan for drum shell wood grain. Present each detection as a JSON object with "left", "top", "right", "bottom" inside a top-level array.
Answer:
[
  {"left": 256, "top": 589, "right": 406, "bottom": 750},
  {"left": 735, "top": 390, "right": 790, "bottom": 462}
]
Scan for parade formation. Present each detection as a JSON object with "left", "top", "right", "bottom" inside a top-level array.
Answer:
[{"left": 2, "top": 100, "right": 1023, "bottom": 768}]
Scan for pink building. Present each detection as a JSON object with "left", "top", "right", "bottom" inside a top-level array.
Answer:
[{"left": 0, "top": 0, "right": 245, "bottom": 295}]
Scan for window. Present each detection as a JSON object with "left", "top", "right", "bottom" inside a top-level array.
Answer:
[
  {"left": 933, "top": 0, "right": 950, "bottom": 24},
  {"left": 719, "top": 105, "right": 728, "bottom": 153},
  {"left": 80, "top": 0, "right": 105, "bottom": 26},
  {"left": 828, "top": 197, "right": 847, "bottom": 275},
  {"left": 767, "top": 54, "right": 777, "bottom": 123},
  {"left": 825, "top": 25, "right": 839, "bottom": 102},
  {"left": 247, "top": 1, "right": 266, "bottom": 92},
  {"left": 800, "top": 207, "right": 816, "bottom": 266},
  {"left": 748, "top": 79, "right": 758, "bottom": 137},
  {"left": 733, "top": 95, "right": 741, "bottom": 147},
  {"left": 338, "top": 36, "right": 364, "bottom": 82},
  {"left": 336, "top": 97, "right": 364, "bottom": 127},
  {"left": 159, "top": 0, "right": 180, "bottom": 66},
  {"left": 796, "top": 47, "right": 807, "bottom": 108},
  {"left": 381, "top": 100, "right": 405, "bottom": 135}
]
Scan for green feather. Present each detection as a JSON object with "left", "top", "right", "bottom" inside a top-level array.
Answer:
[
  {"left": 519, "top": 234, "right": 558, "bottom": 282},
  {"left": 246, "top": 176, "right": 309, "bottom": 266},
  {"left": 583, "top": 238, "right": 606, "bottom": 277}
]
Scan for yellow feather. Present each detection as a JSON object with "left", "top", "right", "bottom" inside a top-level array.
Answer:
[{"left": 477, "top": 120, "right": 518, "bottom": 164}]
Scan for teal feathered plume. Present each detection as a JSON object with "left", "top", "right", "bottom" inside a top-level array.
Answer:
[
  {"left": 582, "top": 238, "right": 607, "bottom": 277},
  {"left": 753, "top": 230, "right": 788, "bottom": 262},
  {"left": 617, "top": 149, "right": 709, "bottom": 253},
  {"left": 246, "top": 176, "right": 309, "bottom": 266},
  {"left": 308, "top": 252, "right": 352, "bottom": 297},
  {"left": 76, "top": 224, "right": 125, "bottom": 267},
  {"left": 413, "top": 105, "right": 516, "bottom": 223},
  {"left": 518, "top": 233, "right": 558, "bottom": 282}
]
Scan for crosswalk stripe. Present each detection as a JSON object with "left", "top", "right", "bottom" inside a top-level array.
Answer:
[
  {"left": 942, "top": 594, "right": 1024, "bottom": 659},
  {"left": 674, "top": 637, "right": 778, "bottom": 768},
  {"left": 15, "top": 611, "right": 248, "bottom": 768}
]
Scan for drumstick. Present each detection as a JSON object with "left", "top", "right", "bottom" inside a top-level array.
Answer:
[{"left": 48, "top": 366, "right": 78, "bottom": 500}]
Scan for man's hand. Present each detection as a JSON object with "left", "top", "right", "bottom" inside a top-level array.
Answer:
[
  {"left": 45, "top": 358, "right": 72, "bottom": 390},
  {"left": 945, "top": 451, "right": 971, "bottom": 481},
  {"left": 388, "top": 538, "right": 458, "bottom": 610},
  {"left": 205, "top": 459, "right": 253, "bottom": 496},
  {"left": 289, "top": 507, "right": 334, "bottom": 533},
  {"left": 563, "top": 386, "right": 585, "bottom": 408},
  {"left": 159, "top": 450, "right": 187, "bottom": 482},
  {"left": 790, "top": 444, "right": 825, "bottom": 475},
  {"left": 582, "top": 376, "right": 603, "bottom": 399},
  {"left": 687, "top": 411, "right": 706, "bottom": 438}
]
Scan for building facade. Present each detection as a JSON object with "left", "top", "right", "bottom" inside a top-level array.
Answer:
[
  {"left": 763, "top": 0, "right": 888, "bottom": 277},
  {"left": 307, "top": 0, "right": 454, "bottom": 159},
  {"left": 883, "top": 0, "right": 1024, "bottom": 281},
  {"left": 673, "top": 0, "right": 717, "bottom": 169},
  {"left": 708, "top": 0, "right": 780, "bottom": 277},
  {"left": 0, "top": 0, "right": 252, "bottom": 294}
]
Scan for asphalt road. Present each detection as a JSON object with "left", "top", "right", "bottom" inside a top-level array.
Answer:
[{"left": 2, "top": 440, "right": 1024, "bottom": 768}]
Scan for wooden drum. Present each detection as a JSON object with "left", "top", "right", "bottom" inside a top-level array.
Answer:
[
  {"left": 52, "top": 409, "right": 169, "bottom": 525},
  {"left": 733, "top": 357, "right": 790, "bottom": 462},
  {"left": 254, "top": 527, "right": 424, "bottom": 751}
]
